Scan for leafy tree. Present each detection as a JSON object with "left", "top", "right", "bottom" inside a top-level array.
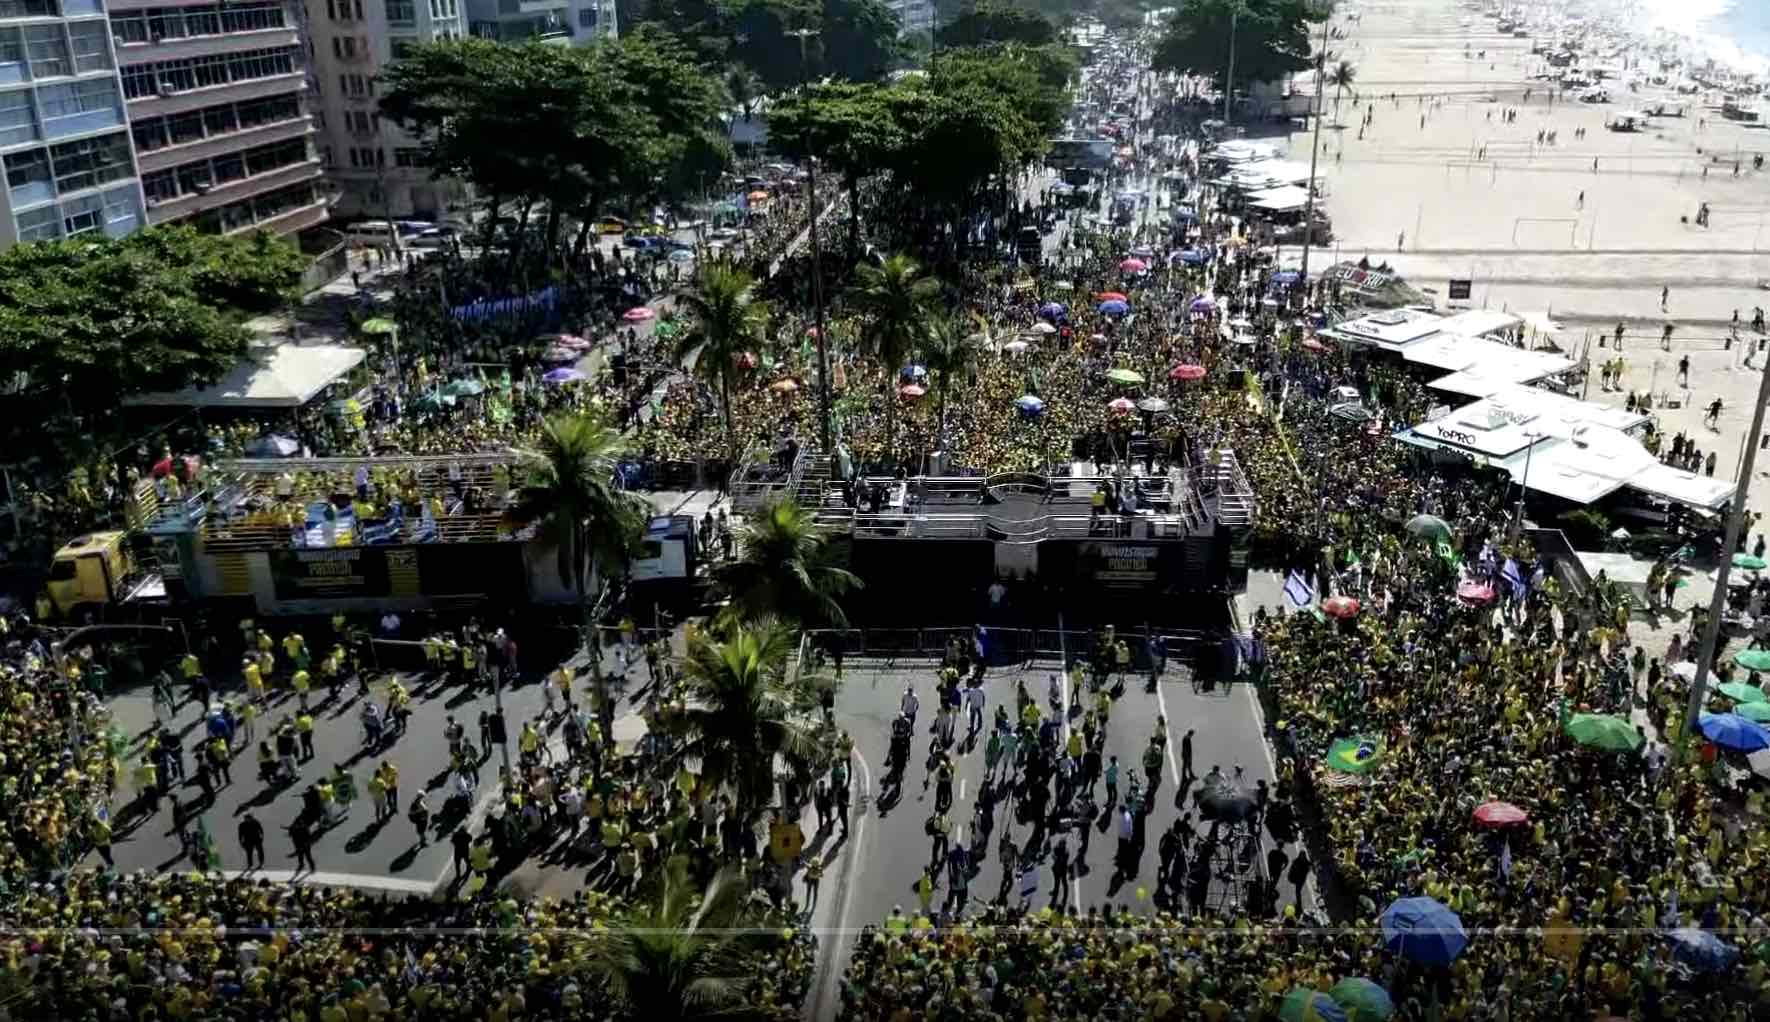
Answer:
[
  {"left": 510, "top": 412, "right": 650, "bottom": 697},
  {"left": 629, "top": 0, "right": 733, "bottom": 66},
  {"left": 716, "top": 497, "right": 860, "bottom": 627},
  {"left": 1328, "top": 58, "right": 1356, "bottom": 123},
  {"left": 1151, "top": 0, "right": 1322, "bottom": 96},
  {"left": 848, "top": 254, "right": 939, "bottom": 467},
  {"left": 918, "top": 314, "right": 981, "bottom": 452},
  {"left": 767, "top": 81, "right": 905, "bottom": 251},
  {"left": 819, "top": 0, "right": 904, "bottom": 82},
  {"left": 675, "top": 263, "right": 769, "bottom": 471},
  {"left": 722, "top": 63, "right": 767, "bottom": 132},
  {"left": 937, "top": 0, "right": 1057, "bottom": 48},
  {"left": 673, "top": 618, "right": 827, "bottom": 821}
]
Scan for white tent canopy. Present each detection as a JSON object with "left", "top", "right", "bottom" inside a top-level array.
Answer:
[
  {"left": 127, "top": 342, "right": 367, "bottom": 408},
  {"left": 1248, "top": 185, "right": 1311, "bottom": 212}
]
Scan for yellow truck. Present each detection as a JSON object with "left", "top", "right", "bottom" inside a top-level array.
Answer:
[{"left": 45, "top": 531, "right": 167, "bottom": 619}]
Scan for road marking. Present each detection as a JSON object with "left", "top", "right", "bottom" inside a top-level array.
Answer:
[
  {"left": 807, "top": 747, "right": 870, "bottom": 1022},
  {"left": 1153, "top": 675, "right": 1182, "bottom": 788},
  {"left": 959, "top": 777, "right": 967, "bottom": 803}
]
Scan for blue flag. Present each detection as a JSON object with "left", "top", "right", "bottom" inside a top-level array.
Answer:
[
  {"left": 1501, "top": 558, "right": 1525, "bottom": 601},
  {"left": 1283, "top": 570, "right": 1315, "bottom": 610}
]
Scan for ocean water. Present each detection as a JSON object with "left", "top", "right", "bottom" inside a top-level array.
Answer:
[{"left": 1638, "top": 0, "right": 1770, "bottom": 74}]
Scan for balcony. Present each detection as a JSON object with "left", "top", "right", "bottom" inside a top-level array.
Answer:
[
  {"left": 114, "top": 28, "right": 301, "bottom": 60},
  {"left": 246, "top": 196, "right": 329, "bottom": 236},
  {"left": 135, "top": 115, "right": 313, "bottom": 175},
  {"left": 126, "top": 72, "right": 305, "bottom": 117},
  {"left": 145, "top": 156, "right": 320, "bottom": 222}
]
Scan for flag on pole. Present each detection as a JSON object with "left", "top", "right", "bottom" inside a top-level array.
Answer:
[
  {"left": 1282, "top": 570, "right": 1315, "bottom": 611},
  {"left": 1501, "top": 558, "right": 1525, "bottom": 601},
  {"left": 974, "top": 626, "right": 989, "bottom": 662},
  {"left": 195, "top": 816, "right": 221, "bottom": 870}
]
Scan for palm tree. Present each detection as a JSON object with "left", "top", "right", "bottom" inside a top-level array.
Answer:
[
  {"left": 676, "top": 262, "right": 768, "bottom": 474},
  {"left": 717, "top": 496, "right": 860, "bottom": 629},
  {"left": 511, "top": 412, "right": 649, "bottom": 699},
  {"left": 848, "top": 253, "right": 939, "bottom": 469},
  {"left": 1328, "top": 60, "right": 1357, "bottom": 125},
  {"left": 918, "top": 313, "right": 981, "bottom": 456},
  {"left": 589, "top": 854, "right": 773, "bottom": 1021},
  {"left": 674, "top": 619, "right": 826, "bottom": 822},
  {"left": 722, "top": 64, "right": 766, "bottom": 136}
]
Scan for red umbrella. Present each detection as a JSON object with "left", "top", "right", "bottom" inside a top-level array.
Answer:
[
  {"left": 1107, "top": 397, "right": 1135, "bottom": 413},
  {"left": 899, "top": 383, "right": 926, "bottom": 399},
  {"left": 1302, "top": 337, "right": 1327, "bottom": 352},
  {"left": 623, "top": 306, "right": 655, "bottom": 322},
  {"left": 1097, "top": 291, "right": 1128, "bottom": 303},
  {"left": 1472, "top": 801, "right": 1528, "bottom": 828},
  {"left": 1321, "top": 595, "right": 1360, "bottom": 619},
  {"left": 1170, "top": 363, "right": 1207, "bottom": 381},
  {"left": 1120, "top": 258, "right": 1148, "bottom": 273},
  {"left": 1456, "top": 581, "right": 1496, "bottom": 603}
]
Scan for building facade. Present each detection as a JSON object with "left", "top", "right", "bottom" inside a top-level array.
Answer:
[
  {"left": 113, "top": 0, "right": 328, "bottom": 236},
  {"left": 462, "top": 0, "right": 611, "bottom": 45},
  {"left": 305, "top": 0, "right": 470, "bottom": 219},
  {"left": 0, "top": 0, "right": 146, "bottom": 248},
  {"left": 883, "top": 0, "right": 932, "bottom": 37}
]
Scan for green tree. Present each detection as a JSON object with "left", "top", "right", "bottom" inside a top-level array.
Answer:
[
  {"left": 510, "top": 413, "right": 649, "bottom": 695},
  {"left": 819, "top": 0, "right": 904, "bottom": 82},
  {"left": 937, "top": 0, "right": 1057, "bottom": 48},
  {"left": 1151, "top": 0, "right": 1322, "bottom": 99},
  {"left": 1327, "top": 58, "right": 1356, "bottom": 123},
  {"left": 723, "top": 63, "right": 767, "bottom": 132},
  {"left": 848, "top": 253, "right": 940, "bottom": 468},
  {"left": 918, "top": 313, "right": 981, "bottom": 453},
  {"left": 589, "top": 855, "right": 775, "bottom": 1019},
  {"left": 767, "top": 81, "right": 905, "bottom": 252},
  {"left": 675, "top": 262, "right": 769, "bottom": 472},
  {"left": 716, "top": 497, "right": 860, "bottom": 628},
  {"left": 673, "top": 619, "right": 827, "bottom": 821}
]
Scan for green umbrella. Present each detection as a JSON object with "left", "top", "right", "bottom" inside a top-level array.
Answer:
[
  {"left": 1279, "top": 988, "right": 1347, "bottom": 1022},
  {"left": 1735, "top": 701, "right": 1770, "bottom": 723},
  {"left": 1328, "top": 977, "right": 1395, "bottom": 1020},
  {"left": 1105, "top": 368, "right": 1144, "bottom": 385},
  {"left": 1735, "top": 649, "right": 1770, "bottom": 672},
  {"left": 1565, "top": 712, "right": 1644, "bottom": 752},
  {"left": 1404, "top": 514, "right": 1452, "bottom": 541},
  {"left": 1716, "top": 681, "right": 1768, "bottom": 704},
  {"left": 1734, "top": 553, "right": 1768, "bottom": 571},
  {"left": 359, "top": 317, "right": 398, "bottom": 335},
  {"left": 1325, "top": 736, "right": 1386, "bottom": 775},
  {"left": 441, "top": 378, "right": 484, "bottom": 398}
]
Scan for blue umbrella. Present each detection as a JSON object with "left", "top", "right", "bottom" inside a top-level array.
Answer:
[
  {"left": 901, "top": 364, "right": 928, "bottom": 381},
  {"left": 1697, "top": 711, "right": 1770, "bottom": 752},
  {"left": 1173, "top": 206, "right": 1198, "bottom": 222},
  {"left": 1038, "top": 301, "right": 1068, "bottom": 320},
  {"left": 1177, "top": 247, "right": 1209, "bottom": 265},
  {"left": 1015, "top": 394, "right": 1045, "bottom": 417},
  {"left": 1668, "top": 927, "right": 1739, "bottom": 972},
  {"left": 1379, "top": 897, "right": 1467, "bottom": 965},
  {"left": 1273, "top": 270, "right": 1304, "bottom": 285},
  {"left": 1098, "top": 299, "right": 1130, "bottom": 316},
  {"left": 542, "top": 367, "right": 585, "bottom": 385}
]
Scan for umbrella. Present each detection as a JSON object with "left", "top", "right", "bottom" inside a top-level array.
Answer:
[
  {"left": 1472, "top": 801, "right": 1528, "bottom": 828},
  {"left": 440, "top": 378, "right": 484, "bottom": 398},
  {"left": 1097, "top": 291, "right": 1128, "bottom": 302},
  {"left": 623, "top": 306, "right": 655, "bottom": 322},
  {"left": 1099, "top": 299, "right": 1131, "bottom": 315},
  {"left": 1715, "top": 681, "right": 1767, "bottom": 704},
  {"left": 747, "top": 190, "right": 769, "bottom": 201},
  {"left": 1670, "top": 660, "right": 1698, "bottom": 682},
  {"left": 1015, "top": 394, "right": 1044, "bottom": 417},
  {"left": 1190, "top": 295, "right": 1217, "bottom": 312},
  {"left": 1170, "top": 363, "right": 1207, "bottom": 381},
  {"left": 245, "top": 435, "right": 300, "bottom": 458},
  {"left": 1697, "top": 711, "right": 1770, "bottom": 752},
  {"left": 1128, "top": 245, "right": 1155, "bottom": 258},
  {"left": 1119, "top": 257, "right": 1148, "bottom": 273},
  {"left": 1107, "top": 397, "right": 1136, "bottom": 413},
  {"left": 1105, "top": 368, "right": 1144, "bottom": 385},
  {"left": 360, "top": 317, "right": 398, "bottom": 335},
  {"left": 1038, "top": 301, "right": 1068, "bottom": 319},
  {"left": 1279, "top": 988, "right": 1348, "bottom": 1022},
  {"left": 542, "top": 346, "right": 579, "bottom": 363},
  {"left": 553, "top": 334, "right": 592, "bottom": 350},
  {"left": 1404, "top": 514, "right": 1452, "bottom": 541},
  {"left": 1321, "top": 595, "right": 1360, "bottom": 619},
  {"left": 1002, "top": 340, "right": 1031, "bottom": 354},
  {"left": 1565, "top": 712, "right": 1644, "bottom": 752},
  {"left": 1327, "top": 978, "right": 1394, "bottom": 1020},
  {"left": 1736, "top": 649, "right": 1770, "bottom": 672},
  {"left": 1178, "top": 247, "right": 1208, "bottom": 265},
  {"left": 770, "top": 379, "right": 800, "bottom": 393},
  {"left": 1325, "top": 736, "right": 1385, "bottom": 775},
  {"left": 1136, "top": 397, "right": 1170, "bottom": 412},
  {"left": 1736, "top": 701, "right": 1770, "bottom": 723},
  {"left": 900, "top": 364, "right": 928, "bottom": 380},
  {"left": 1456, "top": 581, "right": 1496, "bottom": 603},
  {"left": 899, "top": 383, "right": 927, "bottom": 399},
  {"left": 668, "top": 249, "right": 695, "bottom": 264},
  {"left": 1734, "top": 553, "right": 1768, "bottom": 571},
  {"left": 1030, "top": 322, "right": 1058, "bottom": 335},
  {"left": 1230, "top": 333, "right": 1258, "bottom": 346},
  {"left": 542, "top": 367, "right": 585, "bottom": 385},
  {"left": 1302, "top": 338, "right": 1327, "bottom": 351},
  {"left": 1668, "top": 928, "right": 1739, "bottom": 973},
  {"left": 1379, "top": 897, "right": 1468, "bottom": 965}
]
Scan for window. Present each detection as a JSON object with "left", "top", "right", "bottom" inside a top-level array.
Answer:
[
  {"left": 15, "top": 203, "right": 59, "bottom": 242},
  {"left": 236, "top": 93, "right": 298, "bottom": 129},
  {"left": 0, "top": 87, "right": 34, "bottom": 146},
  {"left": 0, "top": 27, "right": 26, "bottom": 85},
  {"left": 102, "top": 186, "right": 137, "bottom": 226},
  {"left": 385, "top": 0, "right": 414, "bottom": 23},
  {"left": 192, "top": 53, "right": 228, "bottom": 88},
  {"left": 184, "top": 8, "right": 221, "bottom": 36},
  {"left": 210, "top": 151, "right": 244, "bottom": 184},
  {"left": 5, "top": 146, "right": 48, "bottom": 193},
  {"left": 141, "top": 167, "right": 176, "bottom": 203},
  {"left": 221, "top": 3, "right": 285, "bottom": 34},
  {"left": 242, "top": 136, "right": 305, "bottom": 175},
  {"left": 111, "top": 15, "right": 150, "bottom": 46},
  {"left": 61, "top": 191, "right": 103, "bottom": 236},
  {"left": 25, "top": 25, "right": 70, "bottom": 79},
  {"left": 174, "top": 160, "right": 208, "bottom": 193},
  {"left": 164, "top": 109, "right": 202, "bottom": 145},
  {"left": 390, "top": 39, "right": 413, "bottom": 60},
  {"left": 49, "top": 131, "right": 132, "bottom": 193},
  {"left": 394, "top": 147, "right": 421, "bottom": 168},
  {"left": 202, "top": 103, "right": 236, "bottom": 136},
  {"left": 578, "top": 8, "right": 594, "bottom": 27},
  {"left": 147, "top": 10, "right": 188, "bottom": 40},
  {"left": 131, "top": 116, "right": 166, "bottom": 152},
  {"left": 346, "top": 146, "right": 356, "bottom": 167},
  {"left": 0, "top": 0, "right": 55, "bottom": 18},
  {"left": 38, "top": 77, "right": 115, "bottom": 124}
]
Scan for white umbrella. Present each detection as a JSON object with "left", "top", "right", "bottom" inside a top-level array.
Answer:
[
  {"left": 1003, "top": 340, "right": 1031, "bottom": 354},
  {"left": 1030, "top": 322, "right": 1057, "bottom": 335},
  {"left": 1671, "top": 661, "right": 1698, "bottom": 682}
]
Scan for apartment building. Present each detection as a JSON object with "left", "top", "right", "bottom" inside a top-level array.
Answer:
[
  {"left": 462, "top": 0, "right": 612, "bottom": 45},
  {"left": 305, "top": 0, "right": 468, "bottom": 219},
  {"left": 883, "top": 0, "right": 932, "bottom": 37},
  {"left": 113, "top": 0, "right": 327, "bottom": 235},
  {"left": 0, "top": 0, "right": 146, "bottom": 248}
]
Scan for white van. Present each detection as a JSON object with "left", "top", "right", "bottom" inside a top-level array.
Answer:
[{"left": 345, "top": 220, "right": 401, "bottom": 247}]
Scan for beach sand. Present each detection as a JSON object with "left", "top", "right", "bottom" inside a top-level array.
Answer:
[{"left": 1282, "top": 0, "right": 1770, "bottom": 665}]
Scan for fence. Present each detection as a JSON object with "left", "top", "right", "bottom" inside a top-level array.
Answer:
[{"left": 800, "top": 624, "right": 1224, "bottom": 671}]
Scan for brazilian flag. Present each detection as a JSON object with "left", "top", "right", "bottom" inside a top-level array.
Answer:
[{"left": 1325, "top": 736, "right": 1386, "bottom": 775}]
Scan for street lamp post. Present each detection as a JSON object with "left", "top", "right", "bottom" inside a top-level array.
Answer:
[
  {"left": 1298, "top": 15, "right": 1332, "bottom": 292},
  {"left": 791, "top": 27, "right": 835, "bottom": 455},
  {"left": 1223, "top": 5, "right": 1238, "bottom": 127}
]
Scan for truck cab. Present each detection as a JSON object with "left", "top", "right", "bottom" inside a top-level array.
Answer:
[{"left": 47, "top": 531, "right": 165, "bottom": 618}]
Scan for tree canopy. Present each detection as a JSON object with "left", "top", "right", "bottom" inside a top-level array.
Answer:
[
  {"left": 936, "top": 0, "right": 1057, "bottom": 49},
  {"left": 1151, "top": 0, "right": 1322, "bottom": 90},
  {"left": 629, "top": 0, "right": 902, "bottom": 89}
]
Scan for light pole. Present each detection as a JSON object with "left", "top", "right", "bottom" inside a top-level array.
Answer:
[
  {"left": 1298, "top": 15, "right": 1332, "bottom": 291},
  {"left": 1223, "top": 3, "right": 1239, "bottom": 126},
  {"left": 791, "top": 26, "right": 835, "bottom": 455},
  {"left": 1680, "top": 351, "right": 1770, "bottom": 762}
]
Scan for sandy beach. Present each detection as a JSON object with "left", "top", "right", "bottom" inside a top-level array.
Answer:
[{"left": 1276, "top": 0, "right": 1770, "bottom": 663}]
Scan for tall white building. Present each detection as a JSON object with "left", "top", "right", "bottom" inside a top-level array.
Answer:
[
  {"left": 884, "top": 0, "right": 932, "bottom": 36},
  {"left": 462, "top": 0, "right": 612, "bottom": 44},
  {"left": 306, "top": 0, "right": 469, "bottom": 219},
  {"left": 0, "top": 0, "right": 146, "bottom": 248}
]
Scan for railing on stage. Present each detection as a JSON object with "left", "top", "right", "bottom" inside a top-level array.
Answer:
[
  {"left": 728, "top": 442, "right": 809, "bottom": 512},
  {"left": 799, "top": 624, "right": 1222, "bottom": 668}
]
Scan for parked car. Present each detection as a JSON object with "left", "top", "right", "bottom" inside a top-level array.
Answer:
[{"left": 408, "top": 227, "right": 457, "bottom": 249}]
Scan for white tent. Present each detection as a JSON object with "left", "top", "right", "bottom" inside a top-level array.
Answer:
[
  {"left": 126, "top": 342, "right": 367, "bottom": 409},
  {"left": 1248, "top": 185, "right": 1311, "bottom": 212}
]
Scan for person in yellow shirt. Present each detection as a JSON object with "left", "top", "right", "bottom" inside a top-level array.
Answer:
[
  {"left": 291, "top": 669, "right": 311, "bottom": 710},
  {"left": 242, "top": 657, "right": 265, "bottom": 704}
]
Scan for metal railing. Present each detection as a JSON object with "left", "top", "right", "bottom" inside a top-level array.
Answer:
[
  {"left": 802, "top": 624, "right": 1221, "bottom": 668},
  {"left": 729, "top": 442, "right": 810, "bottom": 512}
]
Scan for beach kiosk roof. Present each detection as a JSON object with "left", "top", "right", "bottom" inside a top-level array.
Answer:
[
  {"left": 1319, "top": 308, "right": 1444, "bottom": 351},
  {"left": 1248, "top": 185, "right": 1312, "bottom": 212},
  {"left": 126, "top": 342, "right": 367, "bottom": 409}
]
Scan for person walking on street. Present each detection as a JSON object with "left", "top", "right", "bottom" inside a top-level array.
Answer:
[
  {"left": 289, "top": 818, "right": 318, "bottom": 874},
  {"left": 1180, "top": 729, "right": 1195, "bottom": 779},
  {"left": 1678, "top": 354, "right": 1690, "bottom": 386},
  {"left": 239, "top": 812, "right": 266, "bottom": 870},
  {"left": 1051, "top": 837, "right": 1072, "bottom": 907},
  {"left": 1287, "top": 848, "right": 1312, "bottom": 907},
  {"left": 408, "top": 793, "right": 430, "bottom": 847},
  {"left": 451, "top": 826, "right": 473, "bottom": 879}
]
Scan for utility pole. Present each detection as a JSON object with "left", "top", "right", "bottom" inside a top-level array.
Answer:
[
  {"left": 1223, "top": 5, "right": 1238, "bottom": 126},
  {"left": 791, "top": 27, "right": 835, "bottom": 455},
  {"left": 1298, "top": 14, "right": 1332, "bottom": 289},
  {"left": 1680, "top": 351, "right": 1770, "bottom": 761}
]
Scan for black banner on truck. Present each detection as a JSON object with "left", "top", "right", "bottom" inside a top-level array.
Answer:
[{"left": 271, "top": 548, "right": 391, "bottom": 599}]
